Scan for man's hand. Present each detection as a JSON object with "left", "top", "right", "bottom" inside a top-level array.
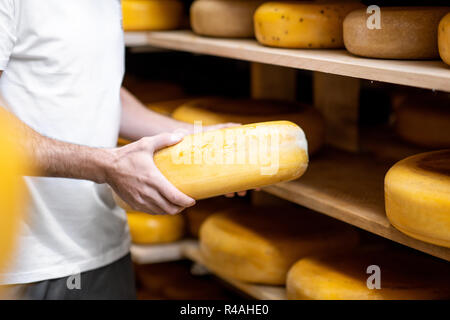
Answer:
[{"left": 105, "top": 133, "right": 195, "bottom": 215}]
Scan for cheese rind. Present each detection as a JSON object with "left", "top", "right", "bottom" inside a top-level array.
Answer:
[
  {"left": 122, "top": 0, "right": 184, "bottom": 31},
  {"left": 191, "top": 0, "right": 266, "bottom": 38},
  {"left": 154, "top": 121, "right": 309, "bottom": 200},
  {"left": 287, "top": 247, "right": 450, "bottom": 300},
  {"left": 344, "top": 7, "right": 450, "bottom": 59},
  {"left": 254, "top": 2, "right": 363, "bottom": 48},
  {"left": 172, "top": 98, "right": 325, "bottom": 154},
  {"left": 439, "top": 13, "right": 450, "bottom": 65},
  {"left": 0, "top": 111, "right": 28, "bottom": 276},
  {"left": 127, "top": 212, "right": 185, "bottom": 244},
  {"left": 200, "top": 206, "right": 359, "bottom": 284},
  {"left": 385, "top": 150, "right": 450, "bottom": 248}
]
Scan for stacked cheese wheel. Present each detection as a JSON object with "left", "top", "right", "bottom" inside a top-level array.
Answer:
[
  {"left": 392, "top": 93, "right": 450, "bottom": 148},
  {"left": 127, "top": 212, "right": 185, "bottom": 244},
  {"left": 254, "top": 2, "right": 363, "bottom": 48},
  {"left": 154, "top": 121, "right": 309, "bottom": 199},
  {"left": 172, "top": 97, "right": 325, "bottom": 155},
  {"left": 200, "top": 205, "right": 359, "bottom": 284},
  {"left": 122, "top": 0, "right": 184, "bottom": 31},
  {"left": 185, "top": 197, "right": 245, "bottom": 237},
  {"left": 344, "top": 7, "right": 450, "bottom": 59},
  {"left": 439, "top": 13, "right": 450, "bottom": 65},
  {"left": 191, "top": 0, "right": 265, "bottom": 38},
  {"left": 385, "top": 150, "right": 450, "bottom": 248},
  {"left": 287, "top": 247, "right": 450, "bottom": 299},
  {"left": 0, "top": 110, "right": 28, "bottom": 280}
]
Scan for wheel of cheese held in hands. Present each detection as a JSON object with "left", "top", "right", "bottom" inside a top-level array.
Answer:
[
  {"left": 439, "top": 13, "right": 450, "bottom": 65},
  {"left": 0, "top": 110, "right": 28, "bottom": 280},
  {"left": 154, "top": 121, "right": 309, "bottom": 200},
  {"left": 393, "top": 93, "right": 450, "bottom": 148},
  {"left": 254, "top": 2, "right": 364, "bottom": 48},
  {"left": 191, "top": 0, "right": 266, "bottom": 38},
  {"left": 122, "top": 0, "right": 184, "bottom": 31},
  {"left": 172, "top": 98, "right": 325, "bottom": 155},
  {"left": 127, "top": 212, "right": 185, "bottom": 244},
  {"left": 385, "top": 150, "right": 450, "bottom": 248},
  {"left": 344, "top": 7, "right": 450, "bottom": 59},
  {"left": 287, "top": 247, "right": 450, "bottom": 300},
  {"left": 199, "top": 205, "right": 359, "bottom": 285}
]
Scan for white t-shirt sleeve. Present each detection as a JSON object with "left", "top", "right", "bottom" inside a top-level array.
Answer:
[{"left": 0, "top": 0, "right": 16, "bottom": 70}]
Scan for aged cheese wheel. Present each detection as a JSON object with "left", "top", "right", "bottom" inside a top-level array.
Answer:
[
  {"left": 127, "top": 212, "right": 185, "bottom": 244},
  {"left": 439, "top": 13, "right": 450, "bottom": 65},
  {"left": 191, "top": 0, "right": 265, "bottom": 38},
  {"left": 200, "top": 206, "right": 359, "bottom": 284},
  {"left": 393, "top": 93, "right": 450, "bottom": 148},
  {"left": 0, "top": 109, "right": 28, "bottom": 280},
  {"left": 147, "top": 98, "right": 191, "bottom": 116},
  {"left": 185, "top": 197, "right": 245, "bottom": 237},
  {"left": 385, "top": 150, "right": 450, "bottom": 248},
  {"left": 172, "top": 98, "right": 325, "bottom": 155},
  {"left": 122, "top": 0, "right": 184, "bottom": 31},
  {"left": 344, "top": 7, "right": 450, "bottom": 59},
  {"left": 287, "top": 247, "right": 450, "bottom": 300},
  {"left": 154, "top": 121, "right": 309, "bottom": 200},
  {"left": 254, "top": 2, "right": 364, "bottom": 48}
]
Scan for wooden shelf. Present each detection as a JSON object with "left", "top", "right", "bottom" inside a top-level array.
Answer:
[
  {"left": 181, "top": 242, "right": 286, "bottom": 300},
  {"left": 131, "top": 239, "right": 197, "bottom": 265},
  {"left": 124, "top": 30, "right": 450, "bottom": 92},
  {"left": 263, "top": 148, "right": 450, "bottom": 262}
]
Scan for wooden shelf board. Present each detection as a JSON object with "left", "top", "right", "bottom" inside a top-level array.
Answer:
[
  {"left": 263, "top": 148, "right": 450, "bottom": 262},
  {"left": 182, "top": 242, "right": 286, "bottom": 300},
  {"left": 124, "top": 30, "right": 450, "bottom": 92},
  {"left": 131, "top": 239, "right": 197, "bottom": 265}
]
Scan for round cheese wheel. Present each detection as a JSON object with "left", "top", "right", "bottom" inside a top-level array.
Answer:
[
  {"left": 172, "top": 98, "right": 325, "bottom": 155},
  {"left": 154, "top": 121, "right": 309, "bottom": 200},
  {"left": 439, "top": 12, "right": 450, "bottom": 65},
  {"left": 287, "top": 247, "right": 450, "bottom": 300},
  {"left": 122, "top": 0, "right": 184, "bottom": 31},
  {"left": 191, "top": 0, "right": 265, "bottom": 38},
  {"left": 185, "top": 197, "right": 245, "bottom": 237},
  {"left": 393, "top": 93, "right": 450, "bottom": 148},
  {"left": 385, "top": 150, "right": 450, "bottom": 248},
  {"left": 127, "top": 212, "right": 185, "bottom": 244},
  {"left": 200, "top": 206, "right": 359, "bottom": 285},
  {"left": 344, "top": 7, "right": 450, "bottom": 59},
  {"left": 0, "top": 111, "right": 28, "bottom": 279},
  {"left": 254, "top": 2, "right": 364, "bottom": 48}
]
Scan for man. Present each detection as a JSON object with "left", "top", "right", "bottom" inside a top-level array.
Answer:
[{"left": 0, "top": 1, "right": 240, "bottom": 299}]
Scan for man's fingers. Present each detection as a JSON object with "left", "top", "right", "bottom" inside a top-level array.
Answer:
[
  {"left": 152, "top": 170, "right": 195, "bottom": 208},
  {"left": 150, "top": 132, "right": 185, "bottom": 152},
  {"left": 141, "top": 187, "right": 183, "bottom": 215}
]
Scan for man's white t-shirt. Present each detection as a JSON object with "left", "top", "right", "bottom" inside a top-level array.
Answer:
[{"left": 0, "top": 0, "right": 131, "bottom": 284}]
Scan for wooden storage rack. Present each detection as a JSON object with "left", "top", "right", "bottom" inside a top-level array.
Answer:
[{"left": 124, "top": 29, "right": 450, "bottom": 299}]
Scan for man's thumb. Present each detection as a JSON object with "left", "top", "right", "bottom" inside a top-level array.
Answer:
[{"left": 152, "top": 132, "right": 185, "bottom": 151}]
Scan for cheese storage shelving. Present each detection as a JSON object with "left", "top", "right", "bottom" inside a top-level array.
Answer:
[{"left": 123, "top": 5, "right": 450, "bottom": 299}]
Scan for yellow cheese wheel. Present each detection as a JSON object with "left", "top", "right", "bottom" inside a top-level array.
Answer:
[
  {"left": 154, "top": 121, "right": 309, "bottom": 200},
  {"left": 439, "top": 13, "right": 450, "bottom": 65},
  {"left": 191, "top": 0, "right": 265, "bottom": 38},
  {"left": 393, "top": 93, "right": 450, "bottom": 148},
  {"left": 172, "top": 98, "right": 325, "bottom": 155},
  {"left": 122, "top": 0, "right": 184, "bottom": 31},
  {"left": 200, "top": 206, "right": 359, "bottom": 284},
  {"left": 287, "top": 247, "right": 450, "bottom": 300},
  {"left": 0, "top": 109, "right": 28, "bottom": 280},
  {"left": 254, "top": 2, "right": 363, "bottom": 48},
  {"left": 385, "top": 150, "right": 450, "bottom": 248},
  {"left": 117, "top": 137, "right": 131, "bottom": 147},
  {"left": 127, "top": 212, "right": 185, "bottom": 244},
  {"left": 344, "top": 7, "right": 450, "bottom": 59},
  {"left": 185, "top": 197, "right": 245, "bottom": 237},
  {"left": 147, "top": 98, "right": 192, "bottom": 116}
]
